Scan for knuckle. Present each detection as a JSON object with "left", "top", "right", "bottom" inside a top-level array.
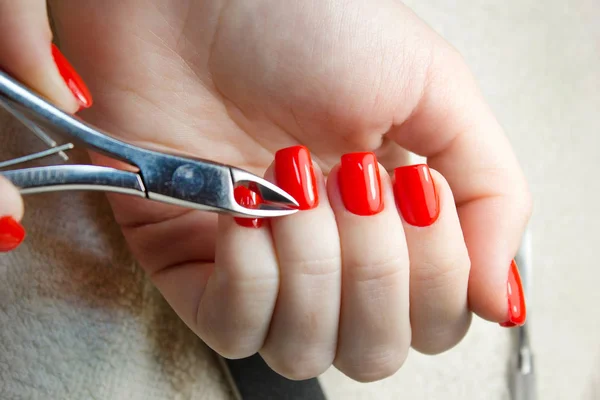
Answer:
[
  {"left": 411, "top": 311, "right": 472, "bottom": 355},
  {"left": 225, "top": 267, "right": 280, "bottom": 285},
  {"left": 409, "top": 253, "right": 472, "bottom": 356},
  {"left": 196, "top": 307, "right": 265, "bottom": 360},
  {"left": 281, "top": 255, "right": 342, "bottom": 278},
  {"left": 410, "top": 253, "right": 470, "bottom": 291},
  {"left": 346, "top": 255, "right": 408, "bottom": 284},
  {"left": 336, "top": 346, "right": 408, "bottom": 383},
  {"left": 266, "top": 349, "right": 335, "bottom": 381},
  {"left": 206, "top": 330, "right": 264, "bottom": 360},
  {"left": 218, "top": 345, "right": 259, "bottom": 360}
]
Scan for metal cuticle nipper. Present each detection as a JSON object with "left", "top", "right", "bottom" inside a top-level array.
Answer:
[{"left": 0, "top": 70, "right": 299, "bottom": 218}]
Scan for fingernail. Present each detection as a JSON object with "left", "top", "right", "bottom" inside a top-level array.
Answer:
[
  {"left": 234, "top": 186, "right": 263, "bottom": 228},
  {"left": 338, "top": 152, "right": 383, "bottom": 216},
  {"left": 500, "top": 260, "right": 527, "bottom": 327},
  {"left": 393, "top": 164, "right": 440, "bottom": 227},
  {"left": 0, "top": 216, "right": 26, "bottom": 252},
  {"left": 51, "top": 43, "right": 93, "bottom": 109},
  {"left": 275, "top": 145, "right": 318, "bottom": 210}
]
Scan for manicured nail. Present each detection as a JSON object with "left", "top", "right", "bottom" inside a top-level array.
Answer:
[
  {"left": 394, "top": 164, "right": 440, "bottom": 227},
  {"left": 500, "top": 260, "right": 527, "bottom": 327},
  {"left": 0, "top": 216, "right": 26, "bottom": 252},
  {"left": 338, "top": 152, "right": 383, "bottom": 216},
  {"left": 51, "top": 43, "right": 93, "bottom": 109},
  {"left": 234, "top": 186, "right": 263, "bottom": 228},
  {"left": 275, "top": 145, "right": 318, "bottom": 210}
]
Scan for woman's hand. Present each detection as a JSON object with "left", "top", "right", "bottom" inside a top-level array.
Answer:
[{"left": 0, "top": 0, "right": 531, "bottom": 382}]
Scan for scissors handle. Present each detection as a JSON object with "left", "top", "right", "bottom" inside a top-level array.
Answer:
[
  {"left": 510, "top": 357, "right": 536, "bottom": 400},
  {"left": 0, "top": 69, "right": 149, "bottom": 164}
]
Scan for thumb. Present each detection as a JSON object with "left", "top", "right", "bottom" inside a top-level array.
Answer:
[{"left": 0, "top": 0, "right": 92, "bottom": 112}]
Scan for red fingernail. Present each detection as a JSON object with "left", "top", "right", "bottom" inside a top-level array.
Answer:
[
  {"left": 275, "top": 145, "right": 318, "bottom": 210},
  {"left": 234, "top": 186, "right": 263, "bottom": 228},
  {"left": 338, "top": 152, "right": 383, "bottom": 216},
  {"left": 51, "top": 43, "right": 93, "bottom": 109},
  {"left": 393, "top": 164, "right": 439, "bottom": 227},
  {"left": 500, "top": 260, "right": 527, "bottom": 327},
  {"left": 0, "top": 216, "right": 26, "bottom": 252}
]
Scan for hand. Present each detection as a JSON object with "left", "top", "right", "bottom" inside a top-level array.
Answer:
[{"left": 0, "top": 0, "right": 531, "bottom": 382}]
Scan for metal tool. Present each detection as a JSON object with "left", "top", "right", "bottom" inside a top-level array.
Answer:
[
  {"left": 509, "top": 228, "right": 537, "bottom": 400},
  {"left": 0, "top": 69, "right": 299, "bottom": 218}
]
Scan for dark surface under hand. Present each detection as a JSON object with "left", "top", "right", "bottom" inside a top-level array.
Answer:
[{"left": 222, "top": 354, "right": 327, "bottom": 400}]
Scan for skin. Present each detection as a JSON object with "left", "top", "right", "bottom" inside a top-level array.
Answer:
[{"left": 0, "top": 0, "right": 531, "bottom": 382}]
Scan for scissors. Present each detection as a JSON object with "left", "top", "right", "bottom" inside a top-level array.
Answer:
[{"left": 0, "top": 69, "right": 299, "bottom": 218}]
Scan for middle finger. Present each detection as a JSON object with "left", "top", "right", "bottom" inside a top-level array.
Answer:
[{"left": 260, "top": 145, "right": 342, "bottom": 380}]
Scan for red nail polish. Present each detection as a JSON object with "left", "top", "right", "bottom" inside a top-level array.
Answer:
[
  {"left": 394, "top": 164, "right": 439, "bottom": 227},
  {"left": 234, "top": 186, "right": 263, "bottom": 228},
  {"left": 500, "top": 260, "right": 527, "bottom": 327},
  {"left": 51, "top": 43, "right": 93, "bottom": 109},
  {"left": 275, "top": 146, "right": 318, "bottom": 210},
  {"left": 0, "top": 216, "right": 26, "bottom": 252},
  {"left": 338, "top": 152, "right": 383, "bottom": 216}
]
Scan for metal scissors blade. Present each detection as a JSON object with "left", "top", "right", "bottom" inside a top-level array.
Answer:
[{"left": 0, "top": 70, "right": 299, "bottom": 218}]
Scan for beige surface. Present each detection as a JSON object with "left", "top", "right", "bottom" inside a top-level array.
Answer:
[
  {"left": 1, "top": 0, "right": 598, "bottom": 399},
  {"left": 321, "top": 0, "right": 600, "bottom": 399}
]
